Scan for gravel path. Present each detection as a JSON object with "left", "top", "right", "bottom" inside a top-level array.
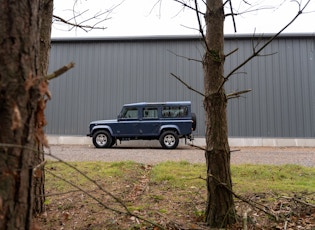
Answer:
[{"left": 45, "top": 145, "right": 315, "bottom": 167}]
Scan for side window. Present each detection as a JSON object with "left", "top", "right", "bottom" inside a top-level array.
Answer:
[
  {"left": 162, "top": 106, "right": 188, "bottom": 118},
  {"left": 142, "top": 107, "right": 158, "bottom": 119},
  {"left": 120, "top": 107, "right": 138, "bottom": 119}
]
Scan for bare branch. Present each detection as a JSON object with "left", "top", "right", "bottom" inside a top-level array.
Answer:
[
  {"left": 188, "top": 143, "right": 206, "bottom": 151},
  {"left": 148, "top": 0, "right": 163, "bottom": 17},
  {"left": 173, "top": 0, "right": 205, "bottom": 16},
  {"left": 227, "top": 89, "right": 252, "bottom": 100},
  {"left": 167, "top": 49, "right": 202, "bottom": 63},
  {"left": 228, "top": 0, "right": 237, "bottom": 32},
  {"left": 53, "top": 14, "right": 108, "bottom": 32},
  {"left": 76, "top": 10, "right": 109, "bottom": 27},
  {"left": 53, "top": 1, "right": 125, "bottom": 33},
  {"left": 218, "top": 0, "right": 312, "bottom": 92},
  {"left": 225, "top": 48, "right": 238, "bottom": 58},
  {"left": 193, "top": 0, "right": 210, "bottom": 52},
  {"left": 45, "top": 62, "right": 75, "bottom": 80},
  {"left": 225, "top": 7, "right": 275, "bottom": 17},
  {"left": 170, "top": 73, "right": 204, "bottom": 97}
]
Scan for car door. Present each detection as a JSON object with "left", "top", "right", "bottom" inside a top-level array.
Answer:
[
  {"left": 115, "top": 107, "right": 141, "bottom": 137},
  {"left": 139, "top": 107, "right": 160, "bottom": 136}
]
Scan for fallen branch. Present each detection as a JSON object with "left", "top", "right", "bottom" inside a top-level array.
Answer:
[
  {"left": 281, "top": 195, "right": 315, "bottom": 208},
  {"left": 207, "top": 173, "right": 279, "bottom": 220}
]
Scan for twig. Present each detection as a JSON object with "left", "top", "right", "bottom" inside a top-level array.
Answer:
[
  {"left": 188, "top": 143, "right": 206, "bottom": 151},
  {"left": 228, "top": 0, "right": 237, "bottom": 32},
  {"left": 173, "top": 0, "right": 205, "bottom": 16},
  {"left": 193, "top": 0, "right": 210, "bottom": 52},
  {"left": 43, "top": 189, "right": 88, "bottom": 197},
  {"left": 33, "top": 160, "right": 47, "bottom": 177},
  {"left": 225, "top": 48, "right": 238, "bottom": 58},
  {"left": 218, "top": 0, "right": 312, "bottom": 92},
  {"left": 46, "top": 169, "right": 125, "bottom": 214},
  {"left": 227, "top": 89, "right": 252, "bottom": 99},
  {"left": 207, "top": 173, "right": 279, "bottom": 220},
  {"left": 167, "top": 49, "right": 202, "bottom": 63},
  {"left": 170, "top": 73, "right": 204, "bottom": 97},
  {"left": 45, "top": 151, "right": 166, "bottom": 229},
  {"left": 45, "top": 62, "right": 75, "bottom": 80},
  {"left": 280, "top": 195, "right": 315, "bottom": 208},
  {"left": 53, "top": 14, "right": 108, "bottom": 32},
  {"left": 230, "top": 149, "right": 240, "bottom": 153}
]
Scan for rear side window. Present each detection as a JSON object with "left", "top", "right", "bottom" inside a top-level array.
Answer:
[
  {"left": 162, "top": 106, "right": 188, "bottom": 118},
  {"left": 143, "top": 107, "right": 158, "bottom": 119}
]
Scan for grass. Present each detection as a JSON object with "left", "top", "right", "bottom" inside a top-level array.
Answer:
[
  {"left": 45, "top": 161, "right": 315, "bottom": 195},
  {"left": 45, "top": 161, "right": 142, "bottom": 192},
  {"left": 41, "top": 161, "right": 315, "bottom": 229},
  {"left": 232, "top": 164, "right": 315, "bottom": 193},
  {"left": 150, "top": 161, "right": 206, "bottom": 189}
]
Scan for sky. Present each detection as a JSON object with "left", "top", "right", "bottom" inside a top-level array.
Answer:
[{"left": 51, "top": 0, "right": 315, "bottom": 38}]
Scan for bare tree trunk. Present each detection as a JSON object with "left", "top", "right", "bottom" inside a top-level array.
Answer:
[
  {"left": 0, "top": 1, "right": 42, "bottom": 229},
  {"left": 32, "top": 0, "right": 54, "bottom": 215},
  {"left": 203, "top": 0, "right": 236, "bottom": 227}
]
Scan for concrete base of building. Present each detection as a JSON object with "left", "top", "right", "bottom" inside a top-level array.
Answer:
[{"left": 46, "top": 135, "right": 315, "bottom": 147}]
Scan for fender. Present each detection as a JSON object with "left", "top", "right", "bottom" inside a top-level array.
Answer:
[
  {"left": 159, "top": 124, "right": 181, "bottom": 135},
  {"left": 92, "top": 125, "right": 114, "bottom": 136}
]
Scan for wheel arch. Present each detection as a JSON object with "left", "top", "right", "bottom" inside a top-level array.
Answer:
[
  {"left": 91, "top": 125, "right": 114, "bottom": 136},
  {"left": 159, "top": 125, "right": 180, "bottom": 135}
]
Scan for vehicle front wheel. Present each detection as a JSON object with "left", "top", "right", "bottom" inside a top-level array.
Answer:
[
  {"left": 92, "top": 130, "right": 113, "bottom": 148},
  {"left": 159, "top": 131, "right": 179, "bottom": 149}
]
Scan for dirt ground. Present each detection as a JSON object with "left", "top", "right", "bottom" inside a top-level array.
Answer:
[{"left": 34, "top": 145, "right": 315, "bottom": 229}]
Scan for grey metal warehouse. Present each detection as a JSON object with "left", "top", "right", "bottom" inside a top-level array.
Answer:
[{"left": 46, "top": 34, "right": 315, "bottom": 146}]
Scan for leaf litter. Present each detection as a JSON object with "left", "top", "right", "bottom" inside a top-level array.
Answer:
[{"left": 34, "top": 163, "right": 315, "bottom": 229}]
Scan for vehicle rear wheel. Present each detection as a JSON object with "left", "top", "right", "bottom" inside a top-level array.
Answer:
[
  {"left": 92, "top": 130, "right": 113, "bottom": 148},
  {"left": 159, "top": 131, "right": 179, "bottom": 149}
]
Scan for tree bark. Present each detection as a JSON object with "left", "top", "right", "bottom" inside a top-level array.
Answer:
[
  {"left": 203, "top": 0, "right": 236, "bottom": 227},
  {"left": 32, "top": 0, "right": 53, "bottom": 215},
  {"left": 0, "top": 1, "right": 42, "bottom": 229}
]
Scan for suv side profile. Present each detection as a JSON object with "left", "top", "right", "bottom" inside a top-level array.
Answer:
[{"left": 87, "top": 101, "right": 196, "bottom": 149}]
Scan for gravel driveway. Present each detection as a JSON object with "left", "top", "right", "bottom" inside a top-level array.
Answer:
[{"left": 45, "top": 144, "right": 315, "bottom": 167}]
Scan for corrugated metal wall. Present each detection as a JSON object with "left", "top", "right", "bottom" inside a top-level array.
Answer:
[{"left": 46, "top": 35, "right": 315, "bottom": 138}]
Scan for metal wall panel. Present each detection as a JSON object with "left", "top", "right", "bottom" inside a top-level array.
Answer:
[{"left": 46, "top": 35, "right": 315, "bottom": 138}]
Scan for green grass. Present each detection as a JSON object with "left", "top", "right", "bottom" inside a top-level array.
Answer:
[
  {"left": 232, "top": 164, "right": 315, "bottom": 193},
  {"left": 45, "top": 161, "right": 315, "bottom": 194},
  {"left": 45, "top": 161, "right": 141, "bottom": 192},
  {"left": 150, "top": 161, "right": 206, "bottom": 189}
]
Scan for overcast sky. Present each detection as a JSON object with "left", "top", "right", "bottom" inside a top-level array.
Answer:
[{"left": 51, "top": 0, "right": 315, "bottom": 37}]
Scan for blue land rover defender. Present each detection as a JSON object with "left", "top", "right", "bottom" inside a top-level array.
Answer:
[{"left": 87, "top": 101, "right": 196, "bottom": 149}]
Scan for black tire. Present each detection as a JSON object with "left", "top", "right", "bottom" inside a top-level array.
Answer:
[
  {"left": 159, "top": 131, "right": 179, "bottom": 149},
  {"left": 191, "top": 112, "right": 197, "bottom": 131},
  {"left": 92, "top": 130, "right": 113, "bottom": 148}
]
